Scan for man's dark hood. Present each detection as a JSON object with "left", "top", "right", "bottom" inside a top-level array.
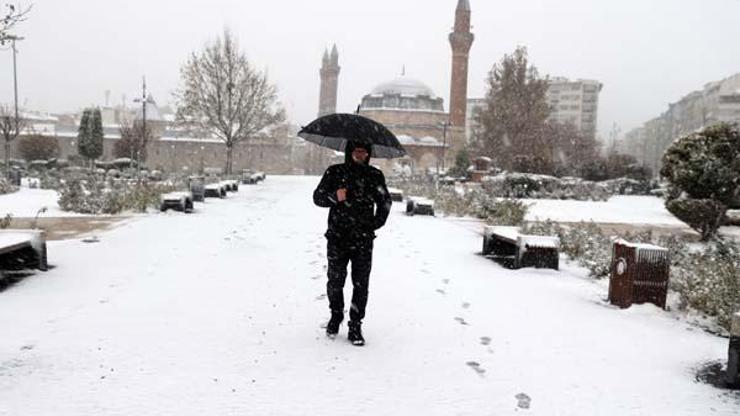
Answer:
[{"left": 344, "top": 141, "right": 372, "bottom": 165}]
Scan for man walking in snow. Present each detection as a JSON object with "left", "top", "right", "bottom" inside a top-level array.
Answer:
[{"left": 313, "top": 141, "right": 392, "bottom": 346}]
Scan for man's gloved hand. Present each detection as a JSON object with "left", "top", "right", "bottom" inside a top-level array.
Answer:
[{"left": 336, "top": 188, "right": 347, "bottom": 202}]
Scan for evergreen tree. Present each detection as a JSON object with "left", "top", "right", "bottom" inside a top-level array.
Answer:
[
  {"left": 472, "top": 46, "right": 550, "bottom": 169},
  {"left": 89, "top": 108, "right": 104, "bottom": 161},
  {"left": 449, "top": 149, "right": 471, "bottom": 178},
  {"left": 77, "top": 109, "right": 92, "bottom": 164},
  {"left": 77, "top": 108, "right": 103, "bottom": 165}
]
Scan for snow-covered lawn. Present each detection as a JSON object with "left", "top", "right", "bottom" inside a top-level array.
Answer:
[
  {"left": 523, "top": 195, "right": 685, "bottom": 225},
  {"left": 0, "top": 176, "right": 737, "bottom": 415},
  {"left": 0, "top": 188, "right": 83, "bottom": 218}
]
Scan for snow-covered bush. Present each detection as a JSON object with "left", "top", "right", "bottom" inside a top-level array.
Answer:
[
  {"left": 666, "top": 198, "right": 726, "bottom": 241},
  {"left": 661, "top": 122, "right": 740, "bottom": 241},
  {"left": 58, "top": 177, "right": 121, "bottom": 214},
  {"left": 0, "top": 213, "right": 11, "bottom": 229},
  {"left": 478, "top": 198, "right": 528, "bottom": 226},
  {"left": 0, "top": 177, "right": 14, "bottom": 194},
  {"left": 58, "top": 175, "right": 174, "bottom": 214},
  {"left": 670, "top": 239, "right": 740, "bottom": 331},
  {"left": 481, "top": 173, "right": 612, "bottom": 201},
  {"left": 16, "top": 135, "right": 60, "bottom": 161}
]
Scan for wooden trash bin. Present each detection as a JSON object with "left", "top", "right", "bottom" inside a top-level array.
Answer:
[{"left": 608, "top": 239, "right": 670, "bottom": 309}]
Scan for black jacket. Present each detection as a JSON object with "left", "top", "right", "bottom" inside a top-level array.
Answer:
[{"left": 313, "top": 146, "right": 392, "bottom": 242}]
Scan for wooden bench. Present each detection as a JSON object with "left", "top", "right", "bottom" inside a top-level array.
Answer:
[
  {"left": 406, "top": 196, "right": 435, "bottom": 216},
  {"left": 204, "top": 183, "right": 227, "bottom": 198},
  {"left": 160, "top": 191, "right": 194, "bottom": 213},
  {"left": 387, "top": 187, "right": 404, "bottom": 202},
  {"left": 0, "top": 230, "right": 48, "bottom": 275},
  {"left": 219, "top": 180, "right": 239, "bottom": 192},
  {"left": 482, "top": 225, "right": 559, "bottom": 270}
]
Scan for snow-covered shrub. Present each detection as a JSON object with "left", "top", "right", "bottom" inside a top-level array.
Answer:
[
  {"left": 58, "top": 177, "right": 122, "bottom": 214},
  {"left": 670, "top": 239, "right": 740, "bottom": 331},
  {"left": 481, "top": 172, "right": 611, "bottom": 201},
  {"left": 478, "top": 198, "right": 528, "bottom": 226},
  {"left": 666, "top": 198, "right": 726, "bottom": 242},
  {"left": 661, "top": 122, "right": 740, "bottom": 240},
  {"left": 0, "top": 177, "right": 14, "bottom": 194},
  {"left": 599, "top": 178, "right": 657, "bottom": 196},
  {"left": 16, "top": 135, "right": 60, "bottom": 161},
  {"left": 58, "top": 175, "right": 174, "bottom": 214},
  {"left": 0, "top": 213, "right": 11, "bottom": 229}
]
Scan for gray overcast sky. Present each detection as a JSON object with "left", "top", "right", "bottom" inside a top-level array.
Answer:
[{"left": 2, "top": 0, "right": 740, "bottom": 139}]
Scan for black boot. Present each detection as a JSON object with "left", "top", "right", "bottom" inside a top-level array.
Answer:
[
  {"left": 347, "top": 321, "right": 365, "bottom": 346},
  {"left": 326, "top": 312, "right": 343, "bottom": 338}
]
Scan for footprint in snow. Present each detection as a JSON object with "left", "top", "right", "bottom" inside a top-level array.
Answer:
[
  {"left": 461, "top": 302, "right": 471, "bottom": 309},
  {"left": 454, "top": 317, "right": 469, "bottom": 326},
  {"left": 515, "top": 393, "right": 531, "bottom": 409},
  {"left": 466, "top": 361, "right": 485, "bottom": 376},
  {"left": 315, "top": 294, "right": 327, "bottom": 301},
  {"left": 442, "top": 278, "right": 450, "bottom": 284},
  {"left": 311, "top": 275, "right": 322, "bottom": 280},
  {"left": 480, "top": 336, "right": 491, "bottom": 346},
  {"left": 436, "top": 289, "right": 446, "bottom": 295}
]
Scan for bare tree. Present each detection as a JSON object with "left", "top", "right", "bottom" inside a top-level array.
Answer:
[
  {"left": 115, "top": 119, "right": 153, "bottom": 164},
  {"left": 175, "top": 29, "right": 285, "bottom": 174},
  {"left": 1, "top": 103, "right": 27, "bottom": 177},
  {"left": 1, "top": 3, "right": 32, "bottom": 45}
]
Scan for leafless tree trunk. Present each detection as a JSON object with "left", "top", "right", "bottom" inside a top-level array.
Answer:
[
  {"left": 1, "top": 104, "right": 27, "bottom": 178},
  {"left": 115, "top": 119, "right": 152, "bottom": 164},
  {"left": 175, "top": 29, "right": 285, "bottom": 175}
]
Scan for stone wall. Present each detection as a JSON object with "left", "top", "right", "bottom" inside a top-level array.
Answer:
[{"left": 1, "top": 134, "right": 303, "bottom": 175}]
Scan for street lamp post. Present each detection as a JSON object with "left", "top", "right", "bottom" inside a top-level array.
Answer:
[
  {"left": 133, "top": 76, "right": 153, "bottom": 166},
  {"left": 438, "top": 121, "right": 451, "bottom": 175}
]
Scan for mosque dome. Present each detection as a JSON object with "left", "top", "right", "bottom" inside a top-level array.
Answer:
[
  {"left": 362, "top": 75, "right": 444, "bottom": 112},
  {"left": 371, "top": 76, "right": 437, "bottom": 98}
]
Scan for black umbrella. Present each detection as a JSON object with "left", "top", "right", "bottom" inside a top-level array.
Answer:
[{"left": 298, "top": 113, "right": 407, "bottom": 159}]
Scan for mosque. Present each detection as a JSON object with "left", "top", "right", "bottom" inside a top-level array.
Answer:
[{"left": 313, "top": 0, "right": 474, "bottom": 174}]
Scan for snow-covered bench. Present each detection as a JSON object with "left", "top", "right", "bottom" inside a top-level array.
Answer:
[
  {"left": 219, "top": 180, "right": 239, "bottom": 192},
  {"left": 482, "top": 225, "right": 559, "bottom": 270},
  {"left": 204, "top": 183, "right": 227, "bottom": 198},
  {"left": 726, "top": 209, "right": 740, "bottom": 226},
  {"left": 387, "top": 187, "right": 404, "bottom": 202},
  {"left": 0, "top": 230, "right": 48, "bottom": 276},
  {"left": 160, "top": 191, "right": 194, "bottom": 213},
  {"left": 406, "top": 196, "right": 435, "bottom": 216}
]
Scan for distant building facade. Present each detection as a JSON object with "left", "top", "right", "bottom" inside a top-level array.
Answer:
[
  {"left": 619, "top": 72, "right": 740, "bottom": 176},
  {"left": 545, "top": 77, "right": 603, "bottom": 138}
]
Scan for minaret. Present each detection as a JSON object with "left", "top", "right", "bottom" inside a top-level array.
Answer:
[
  {"left": 318, "top": 44, "right": 340, "bottom": 116},
  {"left": 448, "top": 0, "right": 474, "bottom": 128}
]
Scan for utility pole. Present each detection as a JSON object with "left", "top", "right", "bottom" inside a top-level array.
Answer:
[
  {"left": 4, "top": 36, "right": 23, "bottom": 179},
  {"left": 133, "top": 76, "right": 149, "bottom": 165}
]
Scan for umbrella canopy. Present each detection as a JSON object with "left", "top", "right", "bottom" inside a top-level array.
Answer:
[{"left": 298, "top": 113, "right": 407, "bottom": 159}]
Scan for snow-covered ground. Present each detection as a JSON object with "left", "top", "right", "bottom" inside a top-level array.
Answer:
[
  {"left": 0, "top": 187, "right": 83, "bottom": 218},
  {"left": 1, "top": 185, "right": 686, "bottom": 226},
  {"left": 523, "top": 195, "right": 685, "bottom": 225},
  {"left": 0, "top": 176, "right": 737, "bottom": 415}
]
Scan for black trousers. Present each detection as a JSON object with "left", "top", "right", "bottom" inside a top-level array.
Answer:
[{"left": 326, "top": 238, "right": 373, "bottom": 323}]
